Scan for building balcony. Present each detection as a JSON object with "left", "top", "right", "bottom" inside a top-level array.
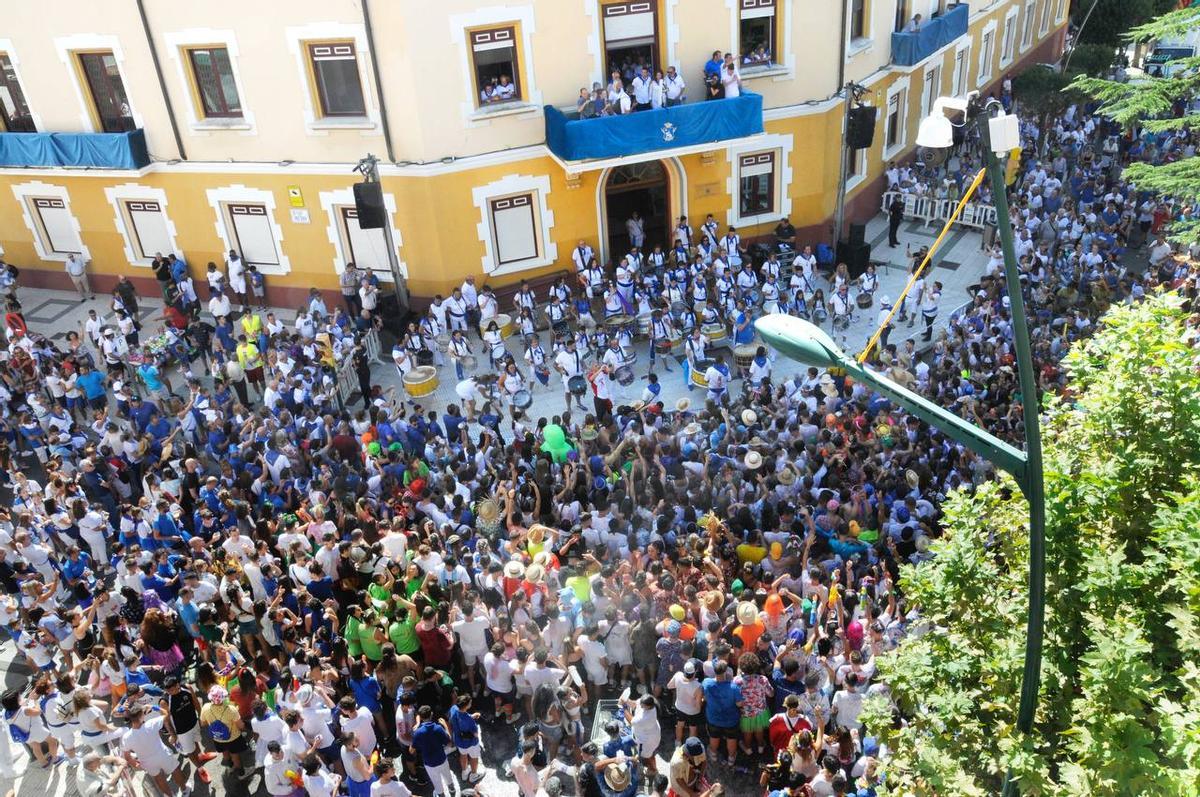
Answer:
[
  {"left": 891, "top": 3, "right": 970, "bottom": 67},
  {"left": 0, "top": 128, "right": 151, "bottom": 170},
  {"left": 545, "top": 93, "right": 764, "bottom": 165}
]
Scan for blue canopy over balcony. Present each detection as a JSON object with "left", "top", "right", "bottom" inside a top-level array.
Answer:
[
  {"left": 891, "top": 3, "right": 970, "bottom": 67},
  {"left": 545, "top": 93, "right": 764, "bottom": 163},
  {"left": 0, "top": 129, "right": 151, "bottom": 169}
]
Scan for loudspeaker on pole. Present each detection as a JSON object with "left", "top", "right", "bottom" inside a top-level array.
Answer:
[{"left": 353, "top": 181, "right": 386, "bottom": 229}]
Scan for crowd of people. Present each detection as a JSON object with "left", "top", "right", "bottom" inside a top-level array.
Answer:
[{"left": 0, "top": 87, "right": 1189, "bottom": 797}]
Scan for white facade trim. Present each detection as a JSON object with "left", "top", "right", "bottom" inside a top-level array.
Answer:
[
  {"left": 449, "top": 5, "right": 543, "bottom": 128},
  {"left": 952, "top": 38, "right": 973, "bottom": 96},
  {"left": 594, "top": 157, "right": 688, "bottom": 264},
  {"left": 162, "top": 28, "right": 257, "bottom": 136},
  {"left": 317, "top": 187, "right": 407, "bottom": 279},
  {"left": 725, "top": 133, "right": 794, "bottom": 228},
  {"left": 283, "top": 22, "right": 383, "bottom": 137},
  {"left": 0, "top": 39, "right": 45, "bottom": 132},
  {"left": 977, "top": 19, "right": 998, "bottom": 87},
  {"left": 1020, "top": 0, "right": 1037, "bottom": 53},
  {"left": 666, "top": 0, "right": 682, "bottom": 72},
  {"left": 204, "top": 184, "right": 291, "bottom": 275},
  {"left": 583, "top": 0, "right": 604, "bottom": 90},
  {"left": 103, "top": 183, "right": 180, "bottom": 267},
  {"left": 999, "top": 5, "right": 1020, "bottom": 69},
  {"left": 53, "top": 33, "right": 145, "bottom": 133},
  {"left": 10, "top": 181, "right": 90, "bottom": 262},
  {"left": 472, "top": 174, "right": 557, "bottom": 277},
  {"left": 882, "top": 79, "right": 909, "bottom": 161}
]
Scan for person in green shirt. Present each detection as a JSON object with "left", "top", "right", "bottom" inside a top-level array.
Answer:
[
  {"left": 388, "top": 593, "right": 421, "bottom": 657},
  {"left": 345, "top": 604, "right": 365, "bottom": 658},
  {"left": 358, "top": 610, "right": 386, "bottom": 662},
  {"left": 367, "top": 567, "right": 396, "bottom": 611}
]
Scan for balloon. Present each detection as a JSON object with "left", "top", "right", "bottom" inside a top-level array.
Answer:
[{"left": 540, "top": 423, "right": 575, "bottom": 463}]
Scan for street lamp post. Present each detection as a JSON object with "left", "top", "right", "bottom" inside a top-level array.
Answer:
[{"left": 757, "top": 99, "right": 1044, "bottom": 797}]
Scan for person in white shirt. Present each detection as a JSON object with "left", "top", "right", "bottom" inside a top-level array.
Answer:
[
  {"left": 370, "top": 758, "right": 413, "bottom": 797},
  {"left": 664, "top": 66, "right": 686, "bottom": 106},
  {"left": 571, "top": 241, "right": 595, "bottom": 273},
  {"left": 65, "top": 253, "right": 93, "bottom": 301},
  {"left": 451, "top": 602, "right": 492, "bottom": 694},
  {"left": 262, "top": 741, "right": 300, "bottom": 797},
  {"left": 631, "top": 67, "right": 653, "bottom": 110},
  {"left": 493, "top": 74, "right": 516, "bottom": 101},
  {"left": 720, "top": 62, "right": 742, "bottom": 98},
  {"left": 121, "top": 706, "right": 189, "bottom": 796}
]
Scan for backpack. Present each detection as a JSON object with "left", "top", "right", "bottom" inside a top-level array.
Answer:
[
  {"left": 4, "top": 710, "right": 29, "bottom": 744},
  {"left": 207, "top": 710, "right": 232, "bottom": 742}
]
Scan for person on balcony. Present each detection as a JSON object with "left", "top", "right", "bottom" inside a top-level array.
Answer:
[
  {"left": 632, "top": 67, "right": 653, "bottom": 112},
  {"left": 721, "top": 62, "right": 742, "bottom": 99},
  {"left": 609, "top": 80, "right": 632, "bottom": 115},
  {"left": 664, "top": 66, "right": 686, "bottom": 107},
  {"left": 650, "top": 70, "right": 667, "bottom": 110},
  {"left": 903, "top": 13, "right": 923, "bottom": 33}
]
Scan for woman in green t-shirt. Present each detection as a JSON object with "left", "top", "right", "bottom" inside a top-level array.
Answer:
[{"left": 387, "top": 593, "right": 421, "bottom": 657}]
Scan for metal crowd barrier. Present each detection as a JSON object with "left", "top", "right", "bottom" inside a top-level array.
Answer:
[
  {"left": 334, "top": 327, "right": 381, "bottom": 406},
  {"left": 882, "top": 191, "right": 997, "bottom": 231}
]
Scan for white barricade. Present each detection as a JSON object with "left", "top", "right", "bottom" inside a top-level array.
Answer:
[{"left": 882, "top": 191, "right": 997, "bottom": 233}]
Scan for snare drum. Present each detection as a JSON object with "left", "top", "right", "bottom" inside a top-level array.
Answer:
[
  {"left": 403, "top": 366, "right": 439, "bottom": 398},
  {"left": 615, "top": 365, "right": 636, "bottom": 386},
  {"left": 496, "top": 313, "right": 514, "bottom": 339},
  {"left": 605, "top": 313, "right": 632, "bottom": 330},
  {"left": 568, "top": 374, "right": 588, "bottom": 396},
  {"left": 435, "top": 333, "right": 451, "bottom": 352},
  {"left": 637, "top": 313, "right": 652, "bottom": 337},
  {"left": 701, "top": 322, "right": 728, "bottom": 346},
  {"left": 552, "top": 319, "right": 571, "bottom": 337},
  {"left": 510, "top": 389, "right": 533, "bottom": 409},
  {"left": 690, "top": 358, "right": 713, "bottom": 389},
  {"left": 416, "top": 349, "right": 435, "bottom": 367},
  {"left": 856, "top": 293, "right": 874, "bottom": 309},
  {"left": 655, "top": 338, "right": 675, "bottom": 355},
  {"left": 734, "top": 345, "right": 757, "bottom": 370}
]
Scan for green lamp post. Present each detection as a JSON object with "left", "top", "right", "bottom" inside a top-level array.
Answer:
[{"left": 757, "top": 99, "right": 1044, "bottom": 797}]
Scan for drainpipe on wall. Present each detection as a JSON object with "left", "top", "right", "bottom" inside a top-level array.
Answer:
[
  {"left": 135, "top": 0, "right": 187, "bottom": 161},
  {"left": 361, "top": 0, "right": 397, "bottom": 164}
]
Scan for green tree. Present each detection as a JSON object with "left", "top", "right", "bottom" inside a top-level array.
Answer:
[
  {"left": 862, "top": 292, "right": 1200, "bottom": 795},
  {"left": 1070, "top": 6, "right": 1200, "bottom": 244},
  {"left": 1013, "top": 67, "right": 1080, "bottom": 154}
]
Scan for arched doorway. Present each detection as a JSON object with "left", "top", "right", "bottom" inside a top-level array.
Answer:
[{"left": 603, "top": 160, "right": 669, "bottom": 262}]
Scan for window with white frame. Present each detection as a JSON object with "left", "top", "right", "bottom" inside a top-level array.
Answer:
[
  {"left": 884, "top": 87, "right": 906, "bottom": 155},
  {"left": 978, "top": 26, "right": 995, "bottom": 86},
  {"left": 738, "top": 152, "right": 776, "bottom": 217},
  {"left": 603, "top": 1, "right": 660, "bottom": 74},
  {"left": 0, "top": 52, "right": 35, "bottom": 132},
  {"left": 739, "top": 0, "right": 778, "bottom": 66},
  {"left": 922, "top": 65, "right": 941, "bottom": 119},
  {"left": 338, "top": 207, "right": 393, "bottom": 279},
  {"left": 1000, "top": 9, "right": 1018, "bottom": 67},
  {"left": 952, "top": 44, "right": 970, "bottom": 96},
  {"left": 1021, "top": 0, "right": 1037, "bottom": 51},
  {"left": 470, "top": 26, "right": 522, "bottom": 106},
  {"left": 489, "top": 194, "right": 539, "bottom": 266},
  {"left": 226, "top": 203, "right": 280, "bottom": 267},
  {"left": 124, "top": 200, "right": 173, "bottom": 260},
  {"left": 846, "top": 146, "right": 867, "bottom": 190},
  {"left": 850, "top": 0, "right": 868, "bottom": 40},
  {"left": 1056, "top": 0, "right": 1067, "bottom": 23},
  {"left": 307, "top": 42, "right": 366, "bottom": 117},
  {"left": 1040, "top": 0, "right": 1053, "bottom": 35},
  {"left": 29, "top": 197, "right": 83, "bottom": 255}
]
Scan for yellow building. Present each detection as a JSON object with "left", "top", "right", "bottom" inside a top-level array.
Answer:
[{"left": 0, "top": 0, "right": 1066, "bottom": 309}]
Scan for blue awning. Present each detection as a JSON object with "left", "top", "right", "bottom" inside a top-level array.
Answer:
[
  {"left": 0, "top": 129, "right": 151, "bottom": 169},
  {"left": 545, "top": 93, "right": 764, "bottom": 163},
  {"left": 891, "top": 3, "right": 970, "bottom": 67}
]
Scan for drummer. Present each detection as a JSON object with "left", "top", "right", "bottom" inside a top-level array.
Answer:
[
  {"left": 732, "top": 299, "right": 755, "bottom": 347},
  {"left": 419, "top": 310, "right": 446, "bottom": 367},
  {"left": 497, "top": 359, "right": 527, "bottom": 417},
  {"left": 553, "top": 343, "right": 588, "bottom": 413},
  {"left": 546, "top": 294, "right": 569, "bottom": 332},
  {"left": 603, "top": 282, "right": 626, "bottom": 319},
  {"left": 699, "top": 301, "right": 721, "bottom": 327},
  {"left": 747, "top": 345, "right": 772, "bottom": 389},
  {"left": 449, "top": 328, "right": 474, "bottom": 380},
  {"left": 735, "top": 261, "right": 759, "bottom": 305},
  {"left": 683, "top": 327, "right": 710, "bottom": 391},
  {"left": 859, "top": 263, "right": 880, "bottom": 300},
  {"left": 483, "top": 320, "right": 506, "bottom": 367},
  {"left": 704, "top": 354, "right": 730, "bottom": 405},
  {"left": 831, "top": 284, "right": 853, "bottom": 330},
  {"left": 601, "top": 337, "right": 626, "bottom": 375},
  {"left": 572, "top": 289, "right": 597, "bottom": 332},
  {"left": 761, "top": 273, "right": 781, "bottom": 310},
  {"left": 523, "top": 334, "right": 551, "bottom": 391},
  {"left": 649, "top": 309, "right": 676, "bottom": 374},
  {"left": 715, "top": 270, "right": 735, "bottom": 318}
]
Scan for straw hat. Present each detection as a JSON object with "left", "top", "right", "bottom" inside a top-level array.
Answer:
[
  {"left": 533, "top": 550, "right": 553, "bottom": 567},
  {"left": 528, "top": 524, "right": 550, "bottom": 544},
  {"left": 477, "top": 499, "right": 499, "bottom": 523},
  {"left": 736, "top": 601, "right": 759, "bottom": 626},
  {"left": 524, "top": 563, "right": 545, "bottom": 584},
  {"left": 683, "top": 422, "right": 701, "bottom": 436},
  {"left": 821, "top": 381, "right": 839, "bottom": 397},
  {"left": 744, "top": 450, "right": 763, "bottom": 470},
  {"left": 504, "top": 559, "right": 525, "bottom": 579},
  {"left": 602, "top": 756, "right": 634, "bottom": 795},
  {"left": 777, "top": 467, "right": 797, "bottom": 486},
  {"left": 905, "top": 468, "right": 920, "bottom": 489},
  {"left": 741, "top": 409, "right": 758, "bottom": 426},
  {"left": 675, "top": 397, "right": 691, "bottom": 413},
  {"left": 748, "top": 436, "right": 767, "bottom": 448},
  {"left": 702, "top": 591, "right": 724, "bottom": 612}
]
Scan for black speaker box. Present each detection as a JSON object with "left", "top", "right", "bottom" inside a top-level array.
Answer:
[
  {"left": 847, "top": 106, "right": 877, "bottom": 150},
  {"left": 353, "top": 181, "right": 386, "bottom": 229},
  {"left": 848, "top": 222, "right": 867, "bottom": 247},
  {"left": 836, "top": 240, "right": 872, "bottom": 278}
]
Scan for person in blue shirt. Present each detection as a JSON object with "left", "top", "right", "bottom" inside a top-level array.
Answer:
[
  {"left": 448, "top": 694, "right": 483, "bottom": 784},
  {"left": 701, "top": 660, "right": 743, "bottom": 765},
  {"left": 75, "top": 365, "right": 107, "bottom": 410},
  {"left": 410, "top": 705, "right": 454, "bottom": 795},
  {"left": 733, "top": 299, "right": 755, "bottom": 346},
  {"left": 704, "top": 50, "right": 724, "bottom": 80}
]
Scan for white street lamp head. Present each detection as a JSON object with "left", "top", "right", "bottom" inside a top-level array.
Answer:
[{"left": 916, "top": 114, "right": 954, "bottom": 149}]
